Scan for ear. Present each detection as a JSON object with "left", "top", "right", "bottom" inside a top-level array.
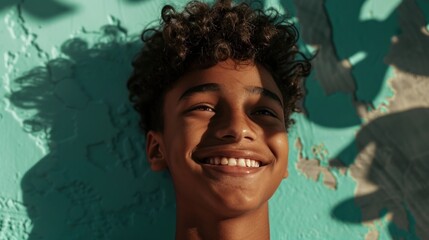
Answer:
[{"left": 146, "top": 131, "right": 168, "bottom": 171}]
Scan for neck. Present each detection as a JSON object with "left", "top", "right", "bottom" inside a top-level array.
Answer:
[{"left": 175, "top": 202, "right": 270, "bottom": 240}]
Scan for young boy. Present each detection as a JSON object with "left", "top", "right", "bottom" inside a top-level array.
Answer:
[{"left": 128, "top": 0, "right": 311, "bottom": 239}]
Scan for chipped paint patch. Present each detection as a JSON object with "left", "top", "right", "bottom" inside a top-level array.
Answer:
[{"left": 295, "top": 138, "right": 337, "bottom": 190}]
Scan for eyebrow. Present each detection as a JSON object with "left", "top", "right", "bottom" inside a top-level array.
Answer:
[
  {"left": 245, "top": 86, "right": 283, "bottom": 107},
  {"left": 178, "top": 83, "right": 283, "bottom": 107},
  {"left": 179, "top": 83, "right": 221, "bottom": 100}
]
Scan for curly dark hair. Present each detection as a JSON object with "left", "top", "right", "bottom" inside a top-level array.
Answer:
[{"left": 128, "top": 0, "right": 311, "bottom": 133}]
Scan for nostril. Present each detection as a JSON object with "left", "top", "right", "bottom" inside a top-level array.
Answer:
[
  {"left": 217, "top": 129, "right": 255, "bottom": 142},
  {"left": 244, "top": 135, "right": 253, "bottom": 140},
  {"left": 221, "top": 134, "right": 236, "bottom": 139}
]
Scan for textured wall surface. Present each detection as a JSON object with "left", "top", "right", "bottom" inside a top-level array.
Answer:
[{"left": 1, "top": 0, "right": 428, "bottom": 239}]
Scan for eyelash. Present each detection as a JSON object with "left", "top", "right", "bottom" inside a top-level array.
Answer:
[
  {"left": 252, "top": 108, "right": 278, "bottom": 118},
  {"left": 189, "top": 105, "right": 278, "bottom": 118},
  {"left": 190, "top": 104, "right": 215, "bottom": 112}
]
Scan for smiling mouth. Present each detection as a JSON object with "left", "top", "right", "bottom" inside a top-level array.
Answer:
[{"left": 200, "top": 157, "right": 261, "bottom": 168}]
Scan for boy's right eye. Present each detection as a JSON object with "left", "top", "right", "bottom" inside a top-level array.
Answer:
[{"left": 189, "top": 104, "right": 215, "bottom": 112}]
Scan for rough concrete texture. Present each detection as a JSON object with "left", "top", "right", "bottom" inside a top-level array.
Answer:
[{"left": 1, "top": 0, "right": 428, "bottom": 239}]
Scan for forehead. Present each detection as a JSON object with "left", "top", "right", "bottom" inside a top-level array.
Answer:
[{"left": 167, "top": 60, "right": 282, "bottom": 99}]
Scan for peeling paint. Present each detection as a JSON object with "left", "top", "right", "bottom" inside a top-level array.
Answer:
[{"left": 295, "top": 138, "right": 337, "bottom": 190}]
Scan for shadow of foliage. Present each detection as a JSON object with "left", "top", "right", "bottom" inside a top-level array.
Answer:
[
  {"left": 332, "top": 108, "right": 429, "bottom": 240},
  {"left": 385, "top": 0, "right": 429, "bottom": 77},
  {"left": 9, "top": 25, "right": 175, "bottom": 240},
  {"left": 0, "top": 0, "right": 75, "bottom": 20},
  {"left": 276, "top": 0, "right": 428, "bottom": 128},
  {"left": 272, "top": 0, "right": 429, "bottom": 239}
]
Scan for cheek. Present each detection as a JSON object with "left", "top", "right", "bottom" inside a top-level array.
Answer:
[
  {"left": 175, "top": 117, "right": 210, "bottom": 143},
  {"left": 268, "top": 133, "right": 289, "bottom": 174},
  {"left": 261, "top": 135, "right": 289, "bottom": 201},
  {"left": 269, "top": 132, "right": 289, "bottom": 158},
  {"left": 162, "top": 120, "right": 206, "bottom": 165}
]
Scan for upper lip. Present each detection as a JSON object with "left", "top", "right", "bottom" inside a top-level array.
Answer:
[{"left": 192, "top": 147, "right": 271, "bottom": 166}]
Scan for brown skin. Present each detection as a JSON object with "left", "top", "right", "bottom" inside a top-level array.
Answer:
[{"left": 146, "top": 60, "right": 289, "bottom": 240}]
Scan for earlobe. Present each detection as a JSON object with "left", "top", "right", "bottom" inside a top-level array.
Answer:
[{"left": 146, "top": 131, "right": 168, "bottom": 171}]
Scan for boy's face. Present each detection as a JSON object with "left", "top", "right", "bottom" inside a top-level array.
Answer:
[{"left": 147, "top": 60, "right": 289, "bottom": 217}]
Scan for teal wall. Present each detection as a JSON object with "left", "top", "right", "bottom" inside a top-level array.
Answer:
[{"left": 1, "top": 0, "right": 428, "bottom": 239}]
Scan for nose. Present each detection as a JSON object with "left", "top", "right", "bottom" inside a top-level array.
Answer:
[{"left": 214, "top": 109, "right": 256, "bottom": 142}]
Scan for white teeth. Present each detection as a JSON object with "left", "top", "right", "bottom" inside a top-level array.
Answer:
[
  {"left": 246, "top": 159, "right": 251, "bottom": 167},
  {"left": 228, "top": 158, "right": 237, "bottom": 166},
  {"left": 204, "top": 157, "right": 261, "bottom": 168},
  {"left": 238, "top": 158, "right": 246, "bottom": 167}
]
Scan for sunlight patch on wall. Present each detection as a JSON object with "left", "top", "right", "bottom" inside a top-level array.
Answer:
[{"left": 359, "top": 0, "right": 401, "bottom": 21}]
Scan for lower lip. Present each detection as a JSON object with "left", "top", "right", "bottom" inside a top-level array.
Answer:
[{"left": 200, "top": 164, "right": 264, "bottom": 176}]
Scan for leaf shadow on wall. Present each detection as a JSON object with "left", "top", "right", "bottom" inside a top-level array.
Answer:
[
  {"left": 331, "top": 108, "right": 429, "bottom": 240},
  {"left": 276, "top": 0, "right": 428, "bottom": 128},
  {"left": 385, "top": 0, "right": 429, "bottom": 77},
  {"left": 0, "top": 0, "right": 75, "bottom": 20},
  {"left": 272, "top": 0, "right": 429, "bottom": 239},
  {"left": 280, "top": 0, "right": 394, "bottom": 128},
  {"left": 9, "top": 25, "right": 175, "bottom": 240}
]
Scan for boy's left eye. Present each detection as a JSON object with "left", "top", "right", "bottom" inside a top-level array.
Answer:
[{"left": 252, "top": 108, "right": 278, "bottom": 117}]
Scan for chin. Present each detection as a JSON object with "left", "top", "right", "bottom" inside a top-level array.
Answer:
[{"left": 207, "top": 190, "right": 270, "bottom": 218}]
